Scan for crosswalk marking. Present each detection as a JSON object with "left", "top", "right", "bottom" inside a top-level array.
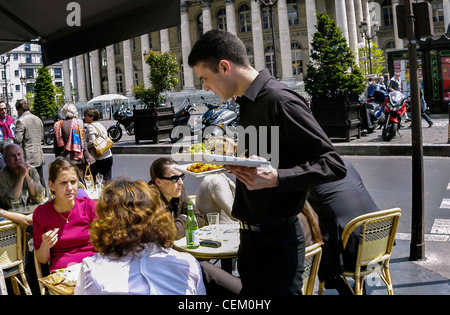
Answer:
[
  {"left": 440, "top": 199, "right": 450, "bottom": 209},
  {"left": 447, "top": 183, "right": 450, "bottom": 190},
  {"left": 396, "top": 219, "right": 450, "bottom": 242},
  {"left": 431, "top": 219, "right": 450, "bottom": 234}
]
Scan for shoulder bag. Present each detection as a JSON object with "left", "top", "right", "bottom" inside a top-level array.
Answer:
[{"left": 91, "top": 123, "right": 114, "bottom": 156}]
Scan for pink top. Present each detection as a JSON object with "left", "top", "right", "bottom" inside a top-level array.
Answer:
[{"left": 33, "top": 197, "right": 97, "bottom": 272}]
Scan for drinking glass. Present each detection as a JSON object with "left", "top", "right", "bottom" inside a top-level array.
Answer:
[
  {"left": 11, "top": 200, "right": 21, "bottom": 212},
  {"left": 207, "top": 212, "right": 220, "bottom": 240},
  {"left": 21, "top": 190, "right": 29, "bottom": 210},
  {"left": 96, "top": 174, "right": 103, "bottom": 188}
]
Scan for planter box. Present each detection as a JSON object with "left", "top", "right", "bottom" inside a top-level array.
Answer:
[
  {"left": 311, "top": 95, "right": 361, "bottom": 142},
  {"left": 133, "top": 106, "right": 174, "bottom": 144}
]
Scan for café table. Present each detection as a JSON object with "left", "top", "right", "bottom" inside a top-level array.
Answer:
[{"left": 173, "top": 223, "right": 240, "bottom": 260}]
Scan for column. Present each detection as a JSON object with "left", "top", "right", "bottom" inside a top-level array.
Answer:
[
  {"left": 225, "top": 0, "right": 237, "bottom": 35},
  {"left": 354, "top": 0, "right": 364, "bottom": 42},
  {"left": 305, "top": 0, "right": 317, "bottom": 55},
  {"left": 346, "top": 0, "right": 359, "bottom": 59},
  {"left": 106, "top": 45, "right": 117, "bottom": 94},
  {"left": 335, "top": 0, "right": 349, "bottom": 43},
  {"left": 443, "top": 0, "right": 450, "bottom": 34},
  {"left": 181, "top": 1, "right": 195, "bottom": 90},
  {"left": 75, "top": 55, "right": 87, "bottom": 103},
  {"left": 251, "top": 0, "right": 265, "bottom": 71},
  {"left": 160, "top": 29, "right": 170, "bottom": 53},
  {"left": 391, "top": 0, "right": 403, "bottom": 49},
  {"left": 277, "top": 0, "right": 294, "bottom": 81},
  {"left": 141, "top": 34, "right": 151, "bottom": 88},
  {"left": 63, "top": 59, "right": 72, "bottom": 102},
  {"left": 201, "top": 0, "right": 212, "bottom": 33},
  {"left": 362, "top": 0, "right": 371, "bottom": 35},
  {"left": 90, "top": 50, "right": 102, "bottom": 98},
  {"left": 123, "top": 40, "right": 134, "bottom": 97}
]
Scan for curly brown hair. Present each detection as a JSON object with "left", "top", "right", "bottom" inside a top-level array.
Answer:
[{"left": 89, "top": 178, "right": 177, "bottom": 257}]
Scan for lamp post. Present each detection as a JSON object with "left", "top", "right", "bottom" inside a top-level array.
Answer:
[
  {"left": 359, "top": 20, "right": 379, "bottom": 75},
  {"left": 0, "top": 53, "right": 11, "bottom": 113},
  {"left": 255, "top": 0, "right": 279, "bottom": 79}
]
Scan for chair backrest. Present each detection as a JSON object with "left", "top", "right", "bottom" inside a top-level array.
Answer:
[
  {"left": 342, "top": 208, "right": 401, "bottom": 268},
  {"left": 0, "top": 221, "right": 22, "bottom": 271},
  {"left": 302, "top": 242, "right": 323, "bottom": 295},
  {"left": 34, "top": 250, "right": 47, "bottom": 295}
]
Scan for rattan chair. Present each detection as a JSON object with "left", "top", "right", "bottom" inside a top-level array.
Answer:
[
  {"left": 318, "top": 207, "right": 401, "bottom": 295},
  {"left": 34, "top": 250, "right": 47, "bottom": 295},
  {"left": 0, "top": 221, "right": 32, "bottom": 295},
  {"left": 302, "top": 242, "right": 323, "bottom": 295}
]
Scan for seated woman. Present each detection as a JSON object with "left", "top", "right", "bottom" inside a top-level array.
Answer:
[
  {"left": 148, "top": 157, "right": 205, "bottom": 239},
  {"left": 33, "top": 157, "right": 97, "bottom": 273},
  {"left": 75, "top": 179, "right": 206, "bottom": 295}
]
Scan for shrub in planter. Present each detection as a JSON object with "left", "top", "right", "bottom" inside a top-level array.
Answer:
[{"left": 304, "top": 12, "right": 366, "bottom": 141}]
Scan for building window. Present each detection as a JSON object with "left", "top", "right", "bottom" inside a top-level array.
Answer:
[
  {"left": 197, "top": 13, "right": 204, "bottom": 37},
  {"left": 26, "top": 54, "right": 32, "bottom": 64},
  {"left": 291, "top": 42, "right": 303, "bottom": 76},
  {"left": 262, "top": 8, "right": 272, "bottom": 29},
  {"left": 15, "top": 85, "right": 20, "bottom": 92},
  {"left": 265, "top": 45, "right": 275, "bottom": 76},
  {"left": 116, "top": 67, "right": 123, "bottom": 94},
  {"left": 239, "top": 4, "right": 251, "bottom": 33},
  {"left": 25, "top": 69, "right": 34, "bottom": 79},
  {"left": 54, "top": 68, "right": 62, "bottom": 79},
  {"left": 287, "top": 0, "right": 299, "bottom": 25},
  {"left": 217, "top": 8, "right": 227, "bottom": 31},
  {"left": 14, "top": 70, "right": 19, "bottom": 77},
  {"left": 24, "top": 43, "right": 31, "bottom": 51},
  {"left": 382, "top": 0, "right": 393, "bottom": 26},
  {"left": 114, "top": 43, "right": 121, "bottom": 55}
]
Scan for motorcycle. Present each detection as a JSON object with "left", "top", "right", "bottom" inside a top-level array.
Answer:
[
  {"left": 381, "top": 91, "right": 407, "bottom": 141},
  {"left": 204, "top": 101, "right": 239, "bottom": 138},
  {"left": 170, "top": 99, "right": 196, "bottom": 143},
  {"left": 107, "top": 107, "right": 134, "bottom": 142},
  {"left": 361, "top": 89, "right": 387, "bottom": 133}
]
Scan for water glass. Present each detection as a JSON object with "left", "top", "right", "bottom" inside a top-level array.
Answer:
[
  {"left": 207, "top": 212, "right": 220, "bottom": 240},
  {"left": 11, "top": 200, "right": 21, "bottom": 212}
]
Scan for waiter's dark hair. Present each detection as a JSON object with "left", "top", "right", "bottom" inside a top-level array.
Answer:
[{"left": 188, "top": 29, "right": 250, "bottom": 72}]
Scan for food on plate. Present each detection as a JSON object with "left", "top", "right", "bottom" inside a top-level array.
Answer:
[
  {"left": 45, "top": 272, "right": 65, "bottom": 285},
  {"left": 187, "top": 163, "right": 224, "bottom": 173}
]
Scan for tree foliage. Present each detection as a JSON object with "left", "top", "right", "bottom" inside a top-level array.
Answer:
[
  {"left": 132, "top": 50, "right": 180, "bottom": 108},
  {"left": 358, "top": 40, "right": 386, "bottom": 77},
  {"left": 32, "top": 66, "right": 58, "bottom": 118},
  {"left": 305, "top": 12, "right": 365, "bottom": 98}
]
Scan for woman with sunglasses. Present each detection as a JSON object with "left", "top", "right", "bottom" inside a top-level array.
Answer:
[{"left": 149, "top": 157, "right": 205, "bottom": 239}]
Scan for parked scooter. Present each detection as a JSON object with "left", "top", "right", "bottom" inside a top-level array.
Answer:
[
  {"left": 205, "top": 101, "right": 239, "bottom": 138},
  {"left": 361, "top": 89, "right": 386, "bottom": 133},
  {"left": 170, "top": 98, "right": 196, "bottom": 143},
  {"left": 107, "top": 107, "right": 134, "bottom": 142},
  {"left": 381, "top": 91, "right": 407, "bottom": 141}
]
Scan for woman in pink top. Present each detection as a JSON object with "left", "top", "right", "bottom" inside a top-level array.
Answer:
[{"left": 33, "top": 157, "right": 97, "bottom": 272}]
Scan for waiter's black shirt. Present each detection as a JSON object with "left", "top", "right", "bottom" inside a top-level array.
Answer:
[{"left": 233, "top": 69, "right": 346, "bottom": 224}]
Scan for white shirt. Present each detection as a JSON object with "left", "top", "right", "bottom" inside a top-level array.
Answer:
[{"left": 74, "top": 243, "right": 206, "bottom": 295}]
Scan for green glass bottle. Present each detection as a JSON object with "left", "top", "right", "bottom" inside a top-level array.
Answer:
[{"left": 185, "top": 200, "right": 199, "bottom": 249}]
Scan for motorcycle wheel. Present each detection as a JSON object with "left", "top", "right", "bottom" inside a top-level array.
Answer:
[
  {"left": 382, "top": 122, "right": 398, "bottom": 141},
  {"left": 108, "top": 126, "right": 123, "bottom": 142},
  {"left": 44, "top": 133, "right": 54, "bottom": 145}
]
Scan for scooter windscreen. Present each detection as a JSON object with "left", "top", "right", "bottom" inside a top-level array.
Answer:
[{"left": 388, "top": 91, "right": 405, "bottom": 109}]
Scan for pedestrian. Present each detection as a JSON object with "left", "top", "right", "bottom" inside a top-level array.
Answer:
[
  {"left": 13, "top": 99, "right": 46, "bottom": 192},
  {"left": 365, "top": 77, "right": 376, "bottom": 100},
  {"left": 307, "top": 160, "right": 380, "bottom": 295},
  {"left": 54, "top": 103, "right": 95, "bottom": 175},
  {"left": 376, "top": 76, "right": 387, "bottom": 94},
  {"left": 388, "top": 72, "right": 401, "bottom": 92},
  {"left": 188, "top": 29, "right": 346, "bottom": 295},
  {"left": 83, "top": 108, "right": 113, "bottom": 181},
  {"left": 0, "top": 100, "right": 15, "bottom": 141},
  {"left": 420, "top": 90, "right": 433, "bottom": 128}
]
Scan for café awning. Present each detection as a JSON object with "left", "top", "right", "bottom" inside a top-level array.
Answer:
[{"left": 0, "top": 0, "right": 180, "bottom": 66}]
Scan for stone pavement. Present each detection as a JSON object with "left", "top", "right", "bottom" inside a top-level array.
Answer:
[{"left": 42, "top": 114, "right": 450, "bottom": 295}]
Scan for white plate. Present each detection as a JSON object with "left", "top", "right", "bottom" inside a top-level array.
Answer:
[
  {"left": 174, "top": 164, "right": 227, "bottom": 177},
  {"left": 172, "top": 153, "right": 270, "bottom": 167}
]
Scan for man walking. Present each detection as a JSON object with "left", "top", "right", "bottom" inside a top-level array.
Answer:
[
  {"left": 13, "top": 99, "right": 46, "bottom": 192},
  {"left": 188, "top": 29, "right": 346, "bottom": 295}
]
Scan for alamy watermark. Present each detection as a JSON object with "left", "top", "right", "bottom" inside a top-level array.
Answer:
[
  {"left": 66, "top": 2, "right": 81, "bottom": 27},
  {"left": 171, "top": 125, "right": 280, "bottom": 169}
]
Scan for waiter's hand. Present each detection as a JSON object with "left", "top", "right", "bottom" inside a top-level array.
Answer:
[{"left": 224, "top": 156, "right": 279, "bottom": 190}]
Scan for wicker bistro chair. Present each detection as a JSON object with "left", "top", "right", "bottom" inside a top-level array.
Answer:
[
  {"left": 319, "top": 208, "right": 402, "bottom": 295},
  {"left": 0, "top": 221, "right": 32, "bottom": 295},
  {"left": 302, "top": 242, "right": 323, "bottom": 295}
]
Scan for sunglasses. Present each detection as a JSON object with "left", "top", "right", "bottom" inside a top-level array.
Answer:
[{"left": 160, "top": 173, "right": 185, "bottom": 183}]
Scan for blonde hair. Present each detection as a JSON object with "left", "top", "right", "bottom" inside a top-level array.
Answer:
[{"left": 61, "top": 103, "right": 78, "bottom": 119}]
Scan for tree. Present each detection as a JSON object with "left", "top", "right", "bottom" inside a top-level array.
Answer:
[
  {"left": 358, "top": 40, "right": 386, "bottom": 77},
  {"left": 33, "top": 66, "right": 58, "bottom": 118},
  {"left": 132, "top": 50, "right": 180, "bottom": 108},
  {"left": 304, "top": 12, "right": 365, "bottom": 98}
]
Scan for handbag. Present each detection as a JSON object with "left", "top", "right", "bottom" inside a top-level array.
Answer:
[{"left": 91, "top": 124, "right": 114, "bottom": 156}]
